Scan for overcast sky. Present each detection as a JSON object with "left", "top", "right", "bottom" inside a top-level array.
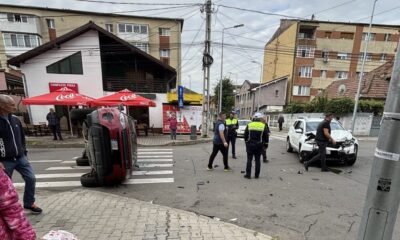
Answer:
[{"left": 3, "top": 0, "right": 400, "bottom": 93}]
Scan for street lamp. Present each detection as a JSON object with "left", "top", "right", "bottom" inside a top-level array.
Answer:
[
  {"left": 251, "top": 60, "right": 263, "bottom": 112},
  {"left": 219, "top": 24, "right": 244, "bottom": 113}
]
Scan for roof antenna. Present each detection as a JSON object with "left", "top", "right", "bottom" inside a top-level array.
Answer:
[{"left": 311, "top": 14, "right": 315, "bottom": 20}]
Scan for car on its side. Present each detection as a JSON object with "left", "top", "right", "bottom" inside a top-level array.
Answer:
[
  {"left": 237, "top": 119, "right": 251, "bottom": 137},
  {"left": 286, "top": 118, "right": 358, "bottom": 165}
]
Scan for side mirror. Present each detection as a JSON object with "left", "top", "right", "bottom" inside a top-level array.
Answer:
[{"left": 295, "top": 128, "right": 303, "bottom": 134}]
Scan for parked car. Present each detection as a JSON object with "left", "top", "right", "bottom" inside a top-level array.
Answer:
[
  {"left": 286, "top": 117, "right": 358, "bottom": 165},
  {"left": 237, "top": 119, "right": 251, "bottom": 137}
]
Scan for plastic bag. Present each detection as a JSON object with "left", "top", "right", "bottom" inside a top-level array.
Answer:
[{"left": 41, "top": 230, "right": 78, "bottom": 240}]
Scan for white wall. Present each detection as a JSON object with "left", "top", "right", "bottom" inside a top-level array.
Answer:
[
  {"left": 149, "top": 93, "right": 167, "bottom": 128},
  {"left": 20, "top": 30, "right": 103, "bottom": 124}
]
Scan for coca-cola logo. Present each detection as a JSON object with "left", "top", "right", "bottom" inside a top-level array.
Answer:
[
  {"left": 56, "top": 93, "right": 76, "bottom": 101},
  {"left": 120, "top": 94, "right": 137, "bottom": 101}
]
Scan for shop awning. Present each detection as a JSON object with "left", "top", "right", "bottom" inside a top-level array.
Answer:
[{"left": 90, "top": 89, "right": 156, "bottom": 107}]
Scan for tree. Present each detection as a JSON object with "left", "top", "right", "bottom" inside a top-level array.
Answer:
[{"left": 213, "top": 77, "right": 235, "bottom": 114}]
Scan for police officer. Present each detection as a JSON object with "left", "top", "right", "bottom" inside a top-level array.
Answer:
[
  {"left": 244, "top": 112, "right": 269, "bottom": 179},
  {"left": 260, "top": 115, "right": 271, "bottom": 163},
  {"left": 225, "top": 111, "right": 239, "bottom": 159}
]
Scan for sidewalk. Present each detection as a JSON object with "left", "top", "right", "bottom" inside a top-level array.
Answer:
[
  {"left": 26, "top": 134, "right": 212, "bottom": 148},
  {"left": 27, "top": 189, "right": 273, "bottom": 240}
]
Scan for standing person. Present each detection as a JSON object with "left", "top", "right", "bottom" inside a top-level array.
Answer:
[
  {"left": 303, "top": 113, "right": 336, "bottom": 172},
  {"left": 260, "top": 115, "right": 271, "bottom": 163},
  {"left": 207, "top": 112, "right": 232, "bottom": 172},
  {"left": 225, "top": 111, "right": 239, "bottom": 159},
  {"left": 0, "top": 169, "right": 36, "bottom": 240},
  {"left": 46, "top": 108, "right": 63, "bottom": 140},
  {"left": 244, "top": 112, "right": 269, "bottom": 179},
  {"left": 0, "top": 95, "right": 42, "bottom": 214},
  {"left": 168, "top": 113, "right": 178, "bottom": 141},
  {"left": 278, "top": 114, "right": 285, "bottom": 131}
]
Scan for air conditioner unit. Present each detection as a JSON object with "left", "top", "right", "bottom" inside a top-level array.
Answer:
[{"left": 323, "top": 57, "right": 329, "bottom": 63}]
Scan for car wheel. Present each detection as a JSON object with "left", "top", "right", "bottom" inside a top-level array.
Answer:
[
  {"left": 76, "top": 157, "right": 90, "bottom": 166},
  {"left": 286, "top": 137, "right": 293, "bottom": 152},
  {"left": 80, "top": 172, "right": 99, "bottom": 188},
  {"left": 346, "top": 145, "right": 358, "bottom": 166}
]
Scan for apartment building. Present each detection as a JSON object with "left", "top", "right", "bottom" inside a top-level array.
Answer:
[
  {"left": 263, "top": 19, "right": 400, "bottom": 103},
  {"left": 0, "top": 4, "right": 183, "bottom": 79}
]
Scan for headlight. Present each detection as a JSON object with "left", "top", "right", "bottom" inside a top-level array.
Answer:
[{"left": 344, "top": 139, "right": 355, "bottom": 146}]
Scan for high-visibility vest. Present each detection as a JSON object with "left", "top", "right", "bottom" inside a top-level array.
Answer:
[
  {"left": 247, "top": 121, "right": 265, "bottom": 143},
  {"left": 225, "top": 118, "right": 238, "bottom": 126}
]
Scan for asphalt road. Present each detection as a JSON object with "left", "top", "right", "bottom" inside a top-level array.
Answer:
[{"left": 18, "top": 136, "right": 400, "bottom": 240}]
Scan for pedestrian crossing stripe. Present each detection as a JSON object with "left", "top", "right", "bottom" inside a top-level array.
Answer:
[
  {"left": 131, "top": 170, "right": 173, "bottom": 176},
  {"left": 36, "top": 173, "right": 86, "bottom": 179},
  {"left": 138, "top": 149, "right": 173, "bottom": 151},
  {"left": 138, "top": 163, "right": 173, "bottom": 168},
  {"left": 46, "top": 166, "right": 91, "bottom": 171},
  {"left": 29, "top": 160, "right": 63, "bottom": 163},
  {"left": 137, "top": 155, "right": 173, "bottom": 158},
  {"left": 137, "top": 159, "right": 173, "bottom": 162},
  {"left": 138, "top": 152, "right": 173, "bottom": 155},
  {"left": 123, "top": 178, "right": 174, "bottom": 184}
]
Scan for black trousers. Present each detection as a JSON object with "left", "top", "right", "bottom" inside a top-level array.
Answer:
[
  {"left": 227, "top": 134, "right": 237, "bottom": 156},
  {"left": 208, "top": 143, "right": 229, "bottom": 169},
  {"left": 279, "top": 122, "right": 283, "bottom": 131},
  {"left": 262, "top": 145, "right": 267, "bottom": 161},
  {"left": 307, "top": 141, "right": 328, "bottom": 169},
  {"left": 49, "top": 124, "right": 62, "bottom": 140},
  {"left": 245, "top": 143, "right": 262, "bottom": 177}
]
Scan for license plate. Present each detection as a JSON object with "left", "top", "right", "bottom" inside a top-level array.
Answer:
[{"left": 111, "top": 140, "right": 118, "bottom": 150}]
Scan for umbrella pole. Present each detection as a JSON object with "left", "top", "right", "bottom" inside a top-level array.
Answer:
[{"left": 68, "top": 106, "right": 74, "bottom": 137}]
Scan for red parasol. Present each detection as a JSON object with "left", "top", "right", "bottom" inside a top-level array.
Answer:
[
  {"left": 90, "top": 89, "right": 156, "bottom": 107},
  {"left": 22, "top": 87, "right": 94, "bottom": 106}
]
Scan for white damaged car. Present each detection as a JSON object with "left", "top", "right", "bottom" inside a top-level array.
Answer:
[
  {"left": 286, "top": 118, "right": 358, "bottom": 165},
  {"left": 237, "top": 119, "right": 251, "bottom": 137}
]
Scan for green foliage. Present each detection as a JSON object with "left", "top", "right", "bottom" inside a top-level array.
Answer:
[
  {"left": 285, "top": 97, "right": 354, "bottom": 114},
  {"left": 359, "top": 100, "right": 385, "bottom": 115},
  {"left": 325, "top": 98, "right": 354, "bottom": 115},
  {"left": 284, "top": 102, "right": 305, "bottom": 113},
  {"left": 213, "top": 77, "right": 235, "bottom": 114}
]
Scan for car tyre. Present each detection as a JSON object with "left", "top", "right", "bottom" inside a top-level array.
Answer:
[
  {"left": 346, "top": 145, "right": 358, "bottom": 166},
  {"left": 80, "top": 172, "right": 99, "bottom": 188},
  {"left": 76, "top": 157, "right": 90, "bottom": 166},
  {"left": 286, "top": 137, "right": 293, "bottom": 152}
]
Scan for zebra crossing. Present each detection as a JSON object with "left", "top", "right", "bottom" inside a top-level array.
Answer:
[{"left": 13, "top": 148, "right": 174, "bottom": 189}]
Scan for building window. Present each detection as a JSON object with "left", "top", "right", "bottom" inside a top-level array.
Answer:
[
  {"left": 46, "top": 19, "right": 55, "bottom": 29},
  {"left": 381, "top": 54, "right": 387, "bottom": 61},
  {"left": 322, "top": 51, "right": 329, "bottom": 61},
  {"left": 337, "top": 53, "right": 349, "bottom": 60},
  {"left": 3, "top": 33, "right": 40, "bottom": 48},
  {"left": 160, "top": 49, "right": 170, "bottom": 58},
  {"left": 298, "top": 29, "right": 314, "bottom": 39},
  {"left": 362, "top": 33, "right": 376, "bottom": 41},
  {"left": 118, "top": 23, "right": 148, "bottom": 34},
  {"left": 321, "top": 70, "right": 327, "bottom": 78},
  {"left": 298, "top": 66, "right": 312, "bottom": 78},
  {"left": 293, "top": 86, "right": 310, "bottom": 96},
  {"left": 46, "top": 52, "right": 83, "bottom": 74},
  {"left": 359, "top": 52, "right": 372, "bottom": 61},
  {"left": 324, "top": 31, "right": 332, "bottom": 38},
  {"left": 159, "top": 28, "right": 170, "bottom": 36},
  {"left": 275, "top": 90, "right": 279, "bottom": 97},
  {"left": 336, "top": 71, "right": 348, "bottom": 80},
  {"left": 105, "top": 24, "right": 113, "bottom": 32},
  {"left": 133, "top": 42, "right": 149, "bottom": 53},
  {"left": 297, "top": 45, "right": 315, "bottom": 58},
  {"left": 384, "top": 34, "right": 391, "bottom": 41},
  {"left": 7, "top": 13, "right": 29, "bottom": 23},
  {"left": 340, "top": 32, "right": 354, "bottom": 39}
]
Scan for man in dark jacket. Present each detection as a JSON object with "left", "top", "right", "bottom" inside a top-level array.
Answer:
[
  {"left": 46, "top": 108, "right": 63, "bottom": 140},
  {"left": 225, "top": 111, "right": 239, "bottom": 159},
  {"left": 244, "top": 112, "right": 269, "bottom": 179},
  {"left": 0, "top": 95, "right": 42, "bottom": 214},
  {"left": 278, "top": 115, "right": 284, "bottom": 131},
  {"left": 207, "top": 112, "right": 232, "bottom": 172}
]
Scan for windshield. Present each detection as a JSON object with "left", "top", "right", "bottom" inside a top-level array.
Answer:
[
  {"left": 238, "top": 120, "right": 251, "bottom": 126},
  {"left": 306, "top": 121, "right": 344, "bottom": 132}
]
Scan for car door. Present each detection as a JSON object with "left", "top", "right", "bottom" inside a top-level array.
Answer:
[
  {"left": 293, "top": 120, "right": 305, "bottom": 151},
  {"left": 288, "top": 120, "right": 298, "bottom": 145}
]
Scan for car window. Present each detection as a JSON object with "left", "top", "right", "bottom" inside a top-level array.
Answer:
[
  {"left": 238, "top": 120, "right": 250, "bottom": 126},
  {"left": 306, "top": 121, "right": 344, "bottom": 132},
  {"left": 295, "top": 121, "right": 304, "bottom": 130}
]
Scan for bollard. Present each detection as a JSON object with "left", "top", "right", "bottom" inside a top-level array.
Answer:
[{"left": 190, "top": 125, "right": 197, "bottom": 140}]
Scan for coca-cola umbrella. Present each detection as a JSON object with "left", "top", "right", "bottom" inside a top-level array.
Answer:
[
  {"left": 90, "top": 89, "right": 156, "bottom": 107},
  {"left": 22, "top": 87, "right": 94, "bottom": 135}
]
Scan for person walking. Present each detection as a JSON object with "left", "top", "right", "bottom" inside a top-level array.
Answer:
[
  {"left": 207, "top": 112, "right": 232, "bottom": 172},
  {"left": 303, "top": 113, "right": 336, "bottom": 172},
  {"left": 244, "top": 112, "right": 269, "bottom": 179},
  {"left": 46, "top": 108, "right": 63, "bottom": 140},
  {"left": 0, "top": 95, "right": 43, "bottom": 214},
  {"left": 225, "top": 111, "right": 239, "bottom": 159},
  {"left": 260, "top": 115, "right": 271, "bottom": 163},
  {"left": 168, "top": 113, "right": 178, "bottom": 141},
  {"left": 0, "top": 169, "right": 36, "bottom": 240},
  {"left": 278, "top": 114, "right": 285, "bottom": 131}
]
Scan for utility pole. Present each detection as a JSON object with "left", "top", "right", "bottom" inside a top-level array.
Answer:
[
  {"left": 201, "top": 0, "right": 213, "bottom": 138},
  {"left": 350, "top": 0, "right": 378, "bottom": 133},
  {"left": 357, "top": 39, "right": 400, "bottom": 240}
]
